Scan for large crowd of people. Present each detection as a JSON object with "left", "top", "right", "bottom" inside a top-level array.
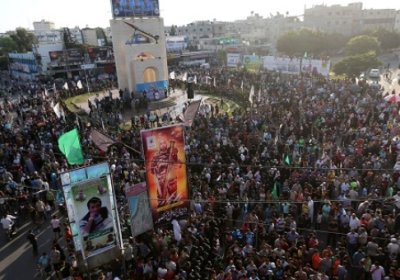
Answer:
[{"left": 1, "top": 65, "right": 400, "bottom": 280}]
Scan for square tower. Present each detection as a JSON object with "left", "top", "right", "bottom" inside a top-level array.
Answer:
[{"left": 110, "top": 0, "right": 168, "bottom": 94}]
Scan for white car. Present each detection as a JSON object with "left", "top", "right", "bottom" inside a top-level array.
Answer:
[{"left": 369, "top": 69, "right": 380, "bottom": 78}]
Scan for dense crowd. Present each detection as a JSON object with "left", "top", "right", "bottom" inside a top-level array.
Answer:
[{"left": 1, "top": 66, "right": 400, "bottom": 280}]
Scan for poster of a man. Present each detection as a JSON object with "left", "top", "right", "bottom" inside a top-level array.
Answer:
[
  {"left": 79, "top": 197, "right": 112, "bottom": 236},
  {"left": 70, "top": 177, "right": 115, "bottom": 257},
  {"left": 141, "top": 125, "right": 189, "bottom": 225},
  {"left": 150, "top": 139, "right": 179, "bottom": 207},
  {"left": 112, "top": 0, "right": 159, "bottom": 17}
]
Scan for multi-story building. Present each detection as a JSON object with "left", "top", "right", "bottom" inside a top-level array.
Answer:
[
  {"left": 176, "top": 20, "right": 227, "bottom": 43},
  {"left": 33, "top": 20, "right": 55, "bottom": 31},
  {"left": 264, "top": 15, "right": 303, "bottom": 44},
  {"left": 81, "top": 28, "right": 99, "bottom": 46},
  {"left": 81, "top": 27, "right": 109, "bottom": 47},
  {"left": 229, "top": 14, "right": 267, "bottom": 44},
  {"left": 360, "top": 9, "right": 397, "bottom": 32},
  {"left": 304, "top": 2, "right": 363, "bottom": 36},
  {"left": 33, "top": 20, "right": 63, "bottom": 44},
  {"left": 304, "top": 2, "right": 399, "bottom": 35},
  {"left": 34, "top": 42, "right": 64, "bottom": 73},
  {"left": 68, "top": 26, "right": 84, "bottom": 45},
  {"left": 395, "top": 11, "right": 400, "bottom": 33}
]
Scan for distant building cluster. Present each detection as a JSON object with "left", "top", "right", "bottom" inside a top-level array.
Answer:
[
  {"left": 165, "top": 2, "right": 400, "bottom": 51},
  {"left": 3, "top": 2, "right": 400, "bottom": 80},
  {"left": 6, "top": 20, "right": 114, "bottom": 80}
]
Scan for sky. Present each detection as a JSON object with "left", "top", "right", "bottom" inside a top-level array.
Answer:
[{"left": 0, "top": 0, "right": 399, "bottom": 33}]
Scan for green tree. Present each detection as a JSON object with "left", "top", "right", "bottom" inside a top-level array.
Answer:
[
  {"left": 169, "top": 25, "right": 177, "bottom": 36},
  {"left": 0, "top": 37, "right": 18, "bottom": 54},
  {"left": 345, "top": 35, "right": 380, "bottom": 56},
  {"left": 371, "top": 28, "right": 400, "bottom": 50},
  {"left": 0, "top": 36, "right": 19, "bottom": 70},
  {"left": 321, "top": 33, "right": 348, "bottom": 54},
  {"left": 277, "top": 28, "right": 347, "bottom": 56},
  {"left": 216, "top": 49, "right": 227, "bottom": 66},
  {"left": 7, "top": 28, "right": 36, "bottom": 53},
  {"left": 332, "top": 51, "right": 381, "bottom": 76}
]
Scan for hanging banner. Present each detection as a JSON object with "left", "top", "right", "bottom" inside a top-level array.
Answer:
[
  {"left": 243, "top": 54, "right": 262, "bottom": 71},
  {"left": 125, "top": 182, "right": 153, "bottom": 237},
  {"left": 141, "top": 125, "right": 189, "bottom": 225},
  {"left": 60, "top": 162, "right": 122, "bottom": 264},
  {"left": 70, "top": 177, "right": 116, "bottom": 258},
  {"left": 263, "top": 56, "right": 301, "bottom": 75},
  {"left": 227, "top": 53, "right": 241, "bottom": 68},
  {"left": 112, "top": 0, "right": 160, "bottom": 18},
  {"left": 262, "top": 56, "right": 330, "bottom": 77},
  {"left": 301, "top": 58, "right": 331, "bottom": 77}
]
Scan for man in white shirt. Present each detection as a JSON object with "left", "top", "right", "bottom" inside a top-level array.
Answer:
[
  {"left": 50, "top": 214, "right": 61, "bottom": 239},
  {"left": 349, "top": 213, "right": 360, "bottom": 231},
  {"left": 1, "top": 214, "right": 16, "bottom": 238}
]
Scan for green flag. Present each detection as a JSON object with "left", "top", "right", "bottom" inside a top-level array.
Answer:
[
  {"left": 272, "top": 182, "right": 279, "bottom": 200},
  {"left": 58, "top": 128, "right": 84, "bottom": 165},
  {"left": 284, "top": 154, "right": 291, "bottom": 165}
]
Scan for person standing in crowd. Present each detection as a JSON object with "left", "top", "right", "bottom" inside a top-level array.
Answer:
[
  {"left": 370, "top": 262, "right": 385, "bottom": 280},
  {"left": 50, "top": 214, "right": 61, "bottom": 239},
  {"left": 26, "top": 230, "right": 38, "bottom": 256}
]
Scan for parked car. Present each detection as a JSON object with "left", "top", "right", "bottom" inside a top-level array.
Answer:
[{"left": 369, "top": 68, "right": 380, "bottom": 78}]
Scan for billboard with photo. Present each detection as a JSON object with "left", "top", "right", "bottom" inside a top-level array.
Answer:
[
  {"left": 87, "top": 47, "right": 114, "bottom": 62},
  {"left": 263, "top": 56, "right": 301, "bottom": 75},
  {"left": 60, "top": 163, "right": 121, "bottom": 260},
  {"left": 111, "top": 0, "right": 160, "bottom": 18},
  {"left": 301, "top": 58, "right": 331, "bottom": 77},
  {"left": 70, "top": 178, "right": 116, "bottom": 258},
  {"left": 227, "top": 53, "right": 241, "bottom": 68},
  {"left": 243, "top": 54, "right": 262, "bottom": 71},
  {"left": 125, "top": 182, "right": 153, "bottom": 237},
  {"left": 262, "top": 56, "right": 330, "bottom": 77},
  {"left": 141, "top": 125, "right": 189, "bottom": 225},
  {"left": 49, "top": 49, "right": 84, "bottom": 66}
]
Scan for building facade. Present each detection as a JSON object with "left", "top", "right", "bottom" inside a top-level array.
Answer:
[
  {"left": 304, "top": 2, "right": 363, "bottom": 36},
  {"left": 360, "top": 9, "right": 397, "bottom": 32},
  {"left": 81, "top": 28, "right": 99, "bottom": 46}
]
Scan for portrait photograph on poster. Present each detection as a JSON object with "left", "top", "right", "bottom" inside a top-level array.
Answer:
[
  {"left": 70, "top": 177, "right": 116, "bottom": 257},
  {"left": 112, "top": 0, "right": 160, "bottom": 18}
]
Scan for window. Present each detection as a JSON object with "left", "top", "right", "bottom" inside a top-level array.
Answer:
[{"left": 143, "top": 67, "right": 157, "bottom": 83}]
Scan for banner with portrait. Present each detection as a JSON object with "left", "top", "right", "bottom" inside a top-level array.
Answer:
[
  {"left": 243, "top": 54, "right": 262, "bottom": 71},
  {"left": 125, "top": 182, "right": 153, "bottom": 237},
  {"left": 69, "top": 177, "right": 116, "bottom": 258},
  {"left": 227, "top": 53, "right": 241, "bottom": 68},
  {"left": 60, "top": 163, "right": 122, "bottom": 265},
  {"left": 263, "top": 56, "right": 301, "bottom": 75},
  {"left": 112, "top": 0, "right": 160, "bottom": 18},
  {"left": 141, "top": 125, "right": 189, "bottom": 225}
]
